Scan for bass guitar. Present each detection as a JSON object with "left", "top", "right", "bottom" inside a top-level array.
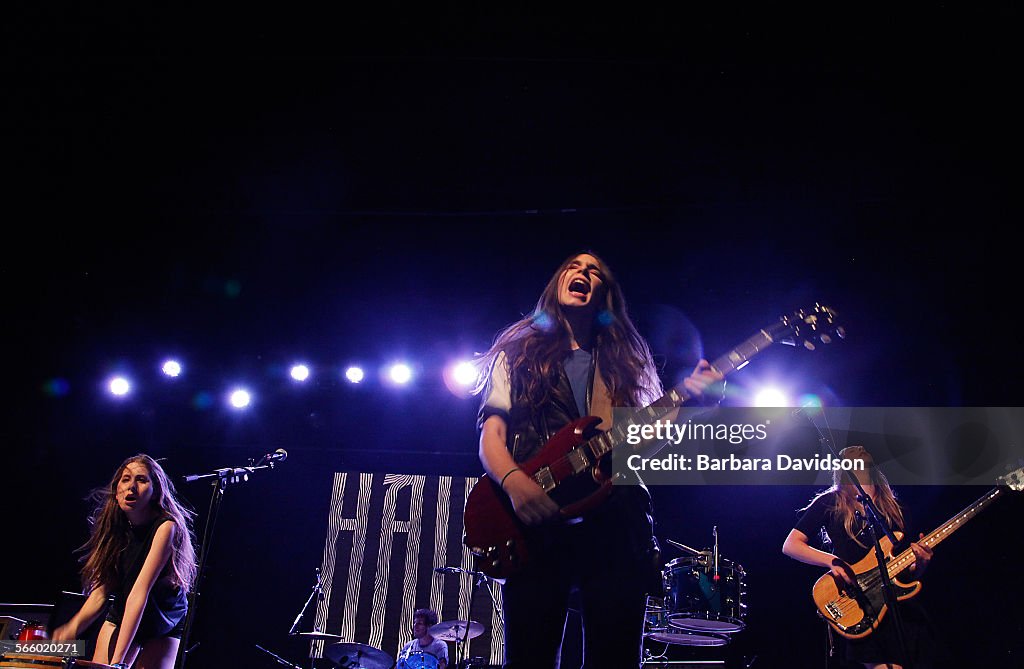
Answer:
[
  {"left": 812, "top": 464, "right": 1024, "bottom": 639},
  {"left": 464, "top": 303, "right": 843, "bottom": 579}
]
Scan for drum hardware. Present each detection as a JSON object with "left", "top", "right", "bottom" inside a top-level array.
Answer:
[
  {"left": 656, "top": 531, "right": 748, "bottom": 637},
  {"left": 663, "top": 555, "right": 747, "bottom": 633},
  {"left": 426, "top": 620, "right": 484, "bottom": 643},
  {"left": 15, "top": 623, "right": 48, "bottom": 642},
  {"left": 254, "top": 644, "right": 304, "bottom": 669},
  {"left": 323, "top": 642, "right": 392, "bottom": 669},
  {"left": 295, "top": 631, "right": 345, "bottom": 642},
  {"left": 288, "top": 567, "right": 325, "bottom": 637},
  {"left": 643, "top": 596, "right": 731, "bottom": 648}
]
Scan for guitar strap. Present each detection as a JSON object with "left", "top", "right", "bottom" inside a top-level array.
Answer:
[{"left": 589, "top": 356, "right": 614, "bottom": 430}]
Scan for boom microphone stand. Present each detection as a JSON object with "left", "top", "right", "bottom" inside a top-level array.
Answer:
[
  {"left": 794, "top": 408, "right": 910, "bottom": 668},
  {"left": 175, "top": 449, "right": 289, "bottom": 669},
  {"left": 434, "top": 566, "right": 503, "bottom": 668}
]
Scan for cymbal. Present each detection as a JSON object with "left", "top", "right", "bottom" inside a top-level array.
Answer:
[
  {"left": 296, "top": 631, "right": 345, "bottom": 641},
  {"left": 324, "top": 641, "right": 392, "bottom": 669},
  {"left": 428, "top": 619, "right": 484, "bottom": 642}
]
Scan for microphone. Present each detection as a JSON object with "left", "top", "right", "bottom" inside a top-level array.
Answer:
[
  {"left": 434, "top": 566, "right": 462, "bottom": 574},
  {"left": 259, "top": 448, "right": 288, "bottom": 464}
]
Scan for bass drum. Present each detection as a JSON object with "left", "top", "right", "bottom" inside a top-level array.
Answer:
[
  {"left": 396, "top": 650, "right": 439, "bottom": 669},
  {"left": 663, "top": 555, "right": 747, "bottom": 633}
]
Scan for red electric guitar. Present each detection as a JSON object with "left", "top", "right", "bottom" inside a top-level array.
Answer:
[{"left": 463, "top": 303, "right": 844, "bottom": 579}]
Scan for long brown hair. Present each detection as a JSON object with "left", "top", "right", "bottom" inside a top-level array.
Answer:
[
  {"left": 801, "top": 445, "right": 904, "bottom": 548},
  {"left": 473, "top": 250, "right": 662, "bottom": 409},
  {"left": 79, "top": 454, "right": 198, "bottom": 593}
]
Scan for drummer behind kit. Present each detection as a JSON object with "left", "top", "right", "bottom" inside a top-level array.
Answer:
[{"left": 646, "top": 530, "right": 748, "bottom": 649}]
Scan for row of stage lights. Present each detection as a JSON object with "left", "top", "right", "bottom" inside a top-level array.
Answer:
[
  {"left": 86, "top": 358, "right": 486, "bottom": 410},
  {"left": 46, "top": 359, "right": 823, "bottom": 413}
]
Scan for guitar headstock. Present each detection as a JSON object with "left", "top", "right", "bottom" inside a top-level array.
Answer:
[
  {"left": 772, "top": 303, "right": 845, "bottom": 351},
  {"left": 997, "top": 463, "right": 1024, "bottom": 491}
]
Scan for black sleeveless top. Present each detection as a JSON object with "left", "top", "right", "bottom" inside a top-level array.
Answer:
[{"left": 105, "top": 517, "right": 188, "bottom": 639}]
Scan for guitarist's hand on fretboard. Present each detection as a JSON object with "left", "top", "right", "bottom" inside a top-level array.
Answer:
[
  {"left": 682, "top": 359, "right": 727, "bottom": 406},
  {"left": 908, "top": 533, "right": 933, "bottom": 577}
]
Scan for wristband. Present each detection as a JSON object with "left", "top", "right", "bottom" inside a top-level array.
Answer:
[{"left": 500, "top": 467, "right": 522, "bottom": 489}]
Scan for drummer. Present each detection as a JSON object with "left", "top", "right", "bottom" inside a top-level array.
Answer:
[{"left": 396, "top": 608, "right": 448, "bottom": 669}]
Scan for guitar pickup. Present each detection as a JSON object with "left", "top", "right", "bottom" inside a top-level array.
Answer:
[
  {"left": 535, "top": 467, "right": 556, "bottom": 492},
  {"left": 825, "top": 601, "right": 843, "bottom": 621},
  {"left": 568, "top": 449, "right": 590, "bottom": 474}
]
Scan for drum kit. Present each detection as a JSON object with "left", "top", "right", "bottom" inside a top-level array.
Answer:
[
  {"left": 645, "top": 531, "right": 748, "bottom": 649},
  {"left": 286, "top": 618, "right": 484, "bottom": 669}
]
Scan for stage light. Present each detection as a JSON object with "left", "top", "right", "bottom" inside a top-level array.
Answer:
[
  {"left": 344, "top": 366, "right": 365, "bottom": 384},
  {"left": 452, "top": 361, "right": 479, "bottom": 387},
  {"left": 753, "top": 387, "right": 789, "bottom": 407},
  {"left": 290, "top": 364, "right": 311, "bottom": 382},
  {"left": 228, "top": 388, "right": 252, "bottom": 409},
  {"left": 387, "top": 363, "right": 413, "bottom": 385},
  {"left": 161, "top": 359, "right": 182, "bottom": 378},
  {"left": 108, "top": 376, "right": 131, "bottom": 397},
  {"left": 443, "top": 359, "right": 481, "bottom": 398}
]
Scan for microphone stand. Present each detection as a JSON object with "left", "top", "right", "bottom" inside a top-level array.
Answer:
[
  {"left": 175, "top": 457, "right": 283, "bottom": 669},
  {"left": 795, "top": 408, "right": 910, "bottom": 668},
  {"left": 471, "top": 569, "right": 504, "bottom": 633},
  {"left": 436, "top": 567, "right": 502, "bottom": 669}
]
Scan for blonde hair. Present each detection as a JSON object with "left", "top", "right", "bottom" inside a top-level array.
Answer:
[{"left": 803, "top": 445, "right": 904, "bottom": 548}]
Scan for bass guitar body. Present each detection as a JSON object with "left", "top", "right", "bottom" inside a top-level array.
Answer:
[{"left": 812, "top": 532, "right": 920, "bottom": 639}]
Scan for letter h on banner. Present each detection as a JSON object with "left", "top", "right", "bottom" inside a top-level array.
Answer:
[{"left": 311, "top": 472, "right": 503, "bottom": 664}]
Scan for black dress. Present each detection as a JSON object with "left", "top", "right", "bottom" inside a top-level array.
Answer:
[
  {"left": 104, "top": 517, "right": 188, "bottom": 641},
  {"left": 794, "top": 492, "right": 942, "bottom": 667}
]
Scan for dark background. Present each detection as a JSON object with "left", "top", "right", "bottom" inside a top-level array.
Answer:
[{"left": 3, "top": 5, "right": 1022, "bottom": 668}]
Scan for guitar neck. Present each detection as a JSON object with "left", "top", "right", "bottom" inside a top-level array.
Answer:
[
  {"left": 886, "top": 486, "right": 1005, "bottom": 577},
  {"left": 588, "top": 328, "right": 779, "bottom": 460}
]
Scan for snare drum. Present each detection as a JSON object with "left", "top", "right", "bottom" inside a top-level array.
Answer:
[
  {"left": 397, "top": 650, "right": 439, "bottom": 669},
  {"left": 663, "top": 555, "right": 747, "bottom": 633}
]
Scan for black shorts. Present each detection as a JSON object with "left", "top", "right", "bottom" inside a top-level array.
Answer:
[{"left": 104, "top": 609, "right": 187, "bottom": 642}]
